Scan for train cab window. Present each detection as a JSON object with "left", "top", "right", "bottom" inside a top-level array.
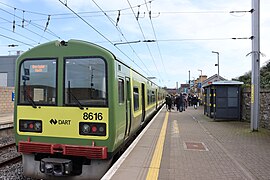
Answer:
[
  {"left": 18, "top": 59, "right": 57, "bottom": 105},
  {"left": 133, "top": 87, "right": 139, "bottom": 111},
  {"left": 64, "top": 57, "right": 107, "bottom": 107},
  {"left": 118, "top": 78, "right": 124, "bottom": 103}
]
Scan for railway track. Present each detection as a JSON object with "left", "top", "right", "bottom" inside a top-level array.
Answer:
[
  {"left": 0, "top": 142, "right": 16, "bottom": 151},
  {"left": 0, "top": 154, "right": 22, "bottom": 168},
  {"left": 0, "top": 142, "right": 22, "bottom": 169}
]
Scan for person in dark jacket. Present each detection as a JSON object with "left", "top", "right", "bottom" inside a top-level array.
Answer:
[
  {"left": 176, "top": 94, "right": 184, "bottom": 112},
  {"left": 188, "top": 94, "right": 192, "bottom": 106},
  {"left": 165, "top": 95, "right": 172, "bottom": 111},
  {"left": 192, "top": 95, "right": 198, "bottom": 109}
]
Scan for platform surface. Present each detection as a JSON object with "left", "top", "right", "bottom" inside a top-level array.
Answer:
[
  {"left": 0, "top": 112, "right": 13, "bottom": 126},
  {"left": 103, "top": 106, "right": 270, "bottom": 180}
]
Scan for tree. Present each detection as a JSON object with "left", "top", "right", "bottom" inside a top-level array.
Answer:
[{"left": 234, "top": 60, "right": 270, "bottom": 88}]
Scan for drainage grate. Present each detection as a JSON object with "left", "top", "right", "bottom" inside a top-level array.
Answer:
[{"left": 183, "top": 142, "right": 209, "bottom": 151}]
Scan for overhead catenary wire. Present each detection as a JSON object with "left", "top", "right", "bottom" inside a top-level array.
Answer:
[
  {"left": 0, "top": 26, "right": 39, "bottom": 44},
  {"left": 156, "top": 37, "right": 252, "bottom": 42},
  {"left": 0, "top": 1, "right": 49, "bottom": 16},
  {"left": 126, "top": 0, "right": 162, "bottom": 82},
  {"left": 12, "top": 7, "right": 16, "bottom": 32},
  {"left": 0, "top": 7, "right": 61, "bottom": 40},
  {"left": 0, "top": 16, "right": 51, "bottom": 42},
  {"left": 58, "top": 0, "right": 150, "bottom": 77},
  {"left": 113, "top": 37, "right": 252, "bottom": 44},
  {"left": 0, "top": 1, "right": 151, "bottom": 18},
  {"left": 144, "top": 0, "right": 167, "bottom": 82},
  {"left": 0, "top": 1, "right": 251, "bottom": 26},
  {"left": 91, "top": 0, "right": 152, "bottom": 77},
  {"left": 0, "top": 34, "right": 35, "bottom": 47}
]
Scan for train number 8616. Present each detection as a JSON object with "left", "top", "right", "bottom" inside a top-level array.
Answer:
[{"left": 83, "top": 112, "right": 103, "bottom": 121}]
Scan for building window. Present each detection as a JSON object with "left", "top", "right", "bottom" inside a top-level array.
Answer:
[{"left": 0, "top": 73, "right": 7, "bottom": 87}]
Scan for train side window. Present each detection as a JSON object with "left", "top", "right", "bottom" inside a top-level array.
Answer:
[
  {"left": 152, "top": 91, "right": 156, "bottom": 102},
  {"left": 118, "top": 78, "right": 124, "bottom": 103},
  {"left": 147, "top": 90, "right": 151, "bottom": 105},
  {"left": 133, "top": 87, "right": 139, "bottom": 111}
]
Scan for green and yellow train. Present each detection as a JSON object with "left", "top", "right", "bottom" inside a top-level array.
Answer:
[{"left": 14, "top": 40, "right": 166, "bottom": 179}]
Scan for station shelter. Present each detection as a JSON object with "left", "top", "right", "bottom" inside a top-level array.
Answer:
[{"left": 203, "top": 81, "right": 243, "bottom": 120}]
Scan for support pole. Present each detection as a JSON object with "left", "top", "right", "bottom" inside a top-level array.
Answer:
[{"left": 251, "top": 0, "right": 260, "bottom": 131}]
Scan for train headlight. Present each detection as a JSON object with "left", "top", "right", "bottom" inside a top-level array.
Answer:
[
  {"left": 79, "top": 122, "right": 106, "bottom": 136},
  {"left": 34, "top": 122, "right": 42, "bottom": 131},
  {"left": 82, "top": 124, "right": 91, "bottom": 133},
  {"left": 23, "top": 122, "right": 28, "bottom": 129},
  {"left": 19, "top": 120, "right": 42, "bottom": 133},
  {"left": 99, "top": 126, "right": 105, "bottom": 133}
]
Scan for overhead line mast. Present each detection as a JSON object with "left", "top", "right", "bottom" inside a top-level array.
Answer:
[{"left": 251, "top": 0, "right": 260, "bottom": 131}]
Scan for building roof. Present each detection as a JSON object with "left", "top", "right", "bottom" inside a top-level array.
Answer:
[
  {"left": 202, "top": 74, "right": 227, "bottom": 87},
  {"left": 211, "top": 80, "right": 244, "bottom": 85},
  {"left": 203, "top": 80, "right": 244, "bottom": 88}
]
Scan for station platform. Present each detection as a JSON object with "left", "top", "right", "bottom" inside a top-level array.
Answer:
[
  {"left": 102, "top": 106, "right": 270, "bottom": 180},
  {"left": 0, "top": 112, "right": 13, "bottom": 129}
]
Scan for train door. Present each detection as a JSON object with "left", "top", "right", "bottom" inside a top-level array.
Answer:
[
  {"left": 124, "top": 77, "right": 132, "bottom": 139},
  {"left": 141, "top": 83, "right": 146, "bottom": 123}
]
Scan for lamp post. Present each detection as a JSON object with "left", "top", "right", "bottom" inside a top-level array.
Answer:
[
  {"left": 198, "top": 69, "right": 202, "bottom": 104},
  {"left": 212, "top": 51, "right": 219, "bottom": 80}
]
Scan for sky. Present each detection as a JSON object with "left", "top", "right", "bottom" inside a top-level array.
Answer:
[{"left": 0, "top": 0, "right": 269, "bottom": 88}]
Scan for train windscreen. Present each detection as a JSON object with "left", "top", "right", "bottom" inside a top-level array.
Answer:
[
  {"left": 64, "top": 57, "right": 108, "bottom": 107},
  {"left": 18, "top": 59, "right": 57, "bottom": 106}
]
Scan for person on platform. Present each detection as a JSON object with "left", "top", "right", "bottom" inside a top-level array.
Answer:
[
  {"left": 176, "top": 93, "right": 184, "bottom": 112},
  {"left": 165, "top": 94, "right": 172, "bottom": 111},
  {"left": 192, "top": 95, "right": 198, "bottom": 109},
  {"left": 188, "top": 94, "right": 192, "bottom": 107}
]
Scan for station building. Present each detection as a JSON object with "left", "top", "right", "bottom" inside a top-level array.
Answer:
[{"left": 0, "top": 55, "right": 18, "bottom": 114}]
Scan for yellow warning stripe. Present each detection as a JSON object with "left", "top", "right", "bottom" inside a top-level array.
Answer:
[{"left": 146, "top": 111, "right": 169, "bottom": 180}]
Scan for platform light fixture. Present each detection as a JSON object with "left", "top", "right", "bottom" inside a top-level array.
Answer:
[{"left": 212, "top": 51, "right": 220, "bottom": 80}]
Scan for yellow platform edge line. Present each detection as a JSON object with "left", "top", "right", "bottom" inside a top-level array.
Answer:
[{"left": 146, "top": 111, "right": 169, "bottom": 180}]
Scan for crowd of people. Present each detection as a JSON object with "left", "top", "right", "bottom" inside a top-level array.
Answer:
[{"left": 165, "top": 93, "right": 199, "bottom": 112}]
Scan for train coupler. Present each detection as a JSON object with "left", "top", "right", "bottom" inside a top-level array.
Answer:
[{"left": 40, "top": 158, "right": 72, "bottom": 176}]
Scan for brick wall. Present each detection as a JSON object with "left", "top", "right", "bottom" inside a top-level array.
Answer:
[
  {"left": 242, "top": 88, "right": 270, "bottom": 130},
  {"left": 0, "top": 87, "right": 14, "bottom": 114}
]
